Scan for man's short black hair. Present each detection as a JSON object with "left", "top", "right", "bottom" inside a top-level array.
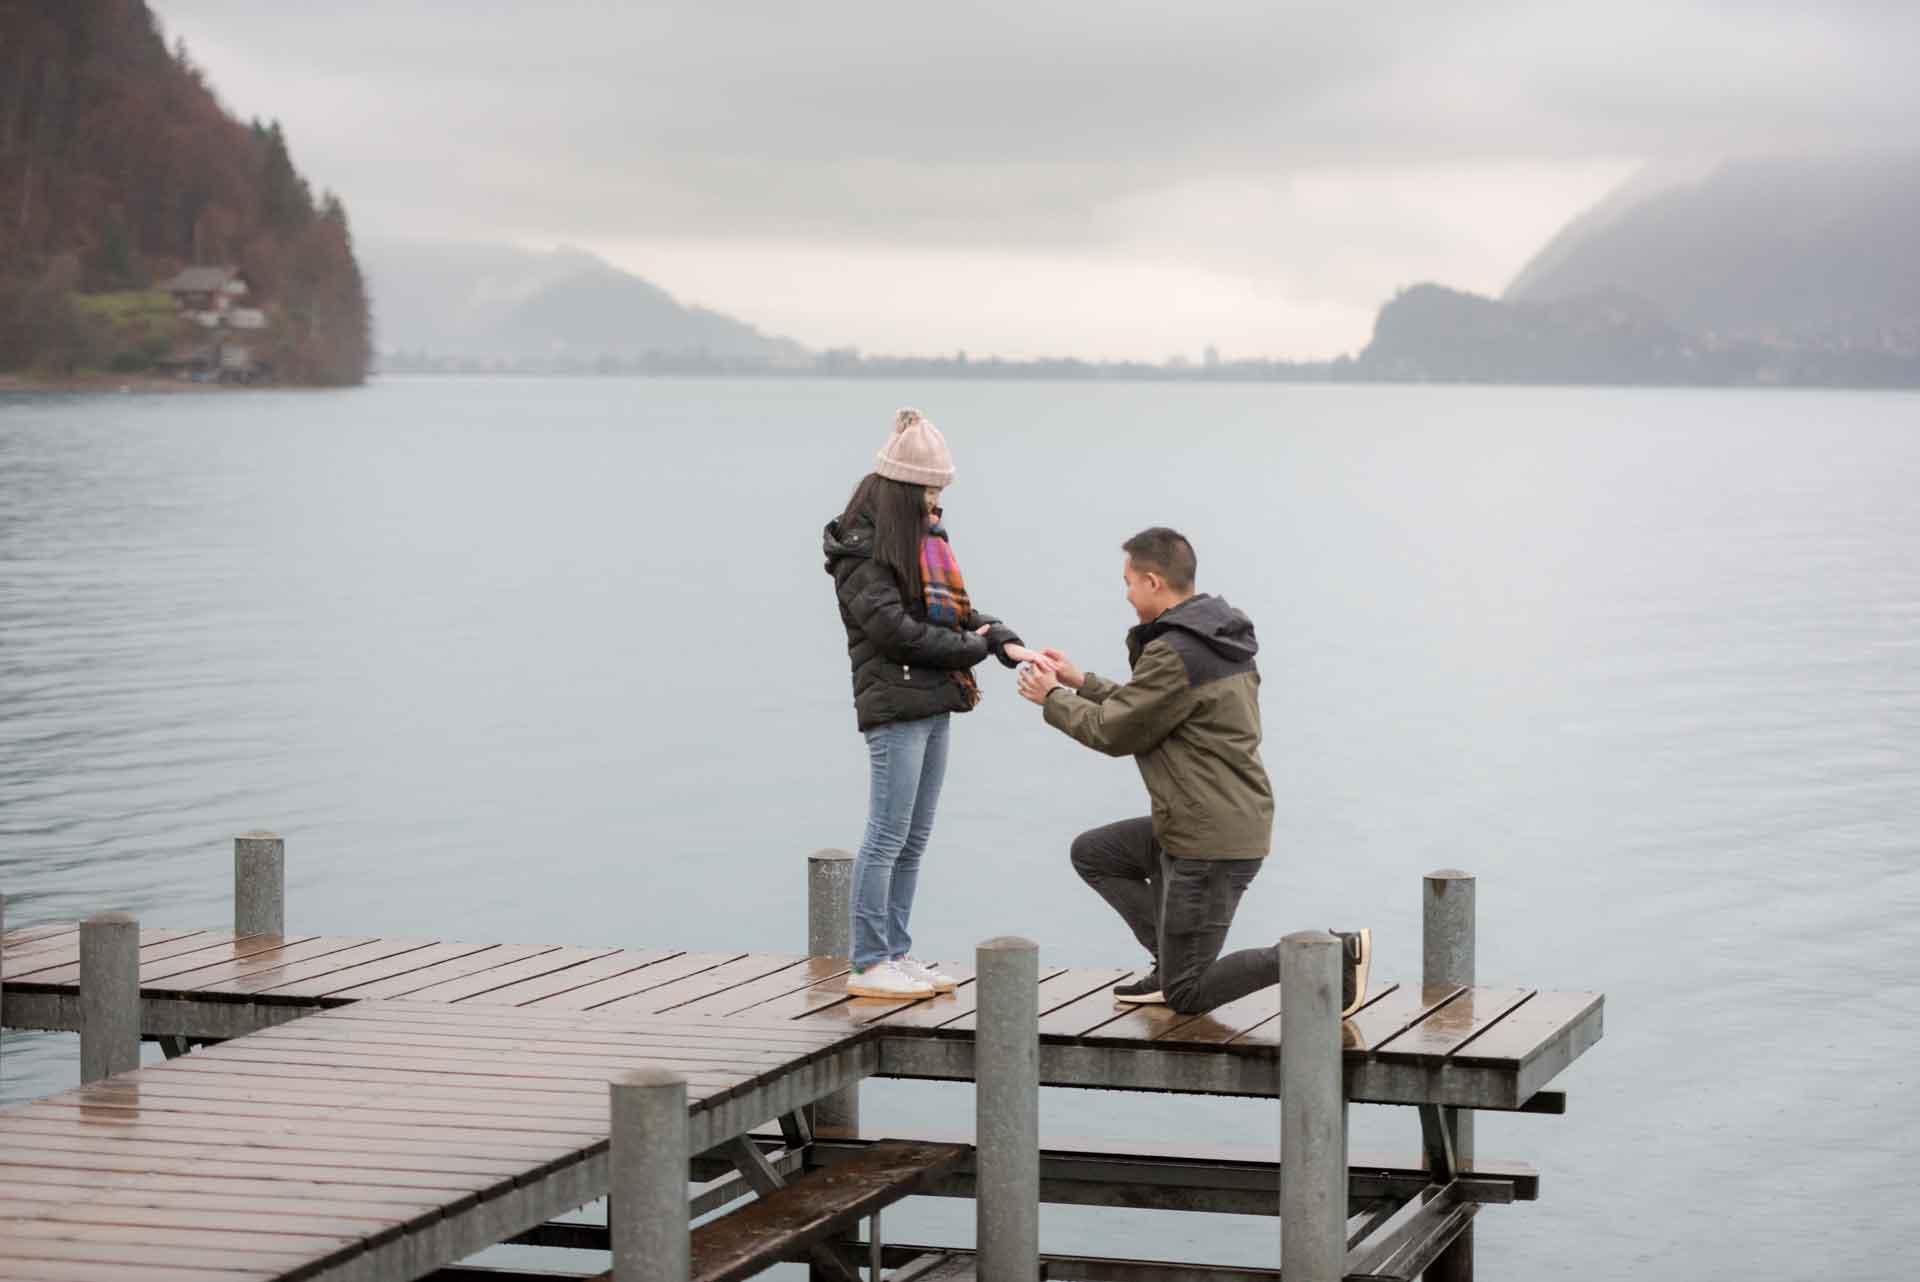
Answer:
[{"left": 1122, "top": 527, "right": 1196, "bottom": 592}]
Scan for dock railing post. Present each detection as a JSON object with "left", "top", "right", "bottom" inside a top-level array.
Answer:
[
  {"left": 976, "top": 934, "right": 1039, "bottom": 1282},
  {"left": 234, "top": 831, "right": 285, "bottom": 937},
  {"left": 1423, "top": 869, "right": 1476, "bottom": 1281},
  {"left": 611, "top": 1066, "right": 690, "bottom": 1282},
  {"left": 806, "top": 849, "right": 860, "bottom": 1136},
  {"left": 80, "top": 911, "right": 141, "bottom": 1084},
  {"left": 1281, "top": 930, "right": 1346, "bottom": 1282}
]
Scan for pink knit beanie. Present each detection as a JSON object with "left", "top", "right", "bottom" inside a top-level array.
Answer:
[{"left": 874, "top": 408, "right": 955, "bottom": 487}]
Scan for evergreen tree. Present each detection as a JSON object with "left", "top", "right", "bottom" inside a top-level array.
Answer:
[
  {"left": 0, "top": 3, "right": 370, "bottom": 382},
  {"left": 259, "top": 120, "right": 312, "bottom": 231}
]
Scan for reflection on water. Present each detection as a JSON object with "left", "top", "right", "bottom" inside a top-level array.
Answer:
[{"left": 3, "top": 379, "right": 1918, "bottom": 1277}]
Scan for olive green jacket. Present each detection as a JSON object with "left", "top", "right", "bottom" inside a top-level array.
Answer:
[{"left": 1041, "top": 594, "right": 1273, "bottom": 860}]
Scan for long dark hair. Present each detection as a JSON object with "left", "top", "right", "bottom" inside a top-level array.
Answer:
[{"left": 840, "top": 472, "right": 928, "bottom": 602}]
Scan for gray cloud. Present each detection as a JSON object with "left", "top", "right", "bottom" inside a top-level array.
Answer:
[
  {"left": 162, "top": 1, "right": 1918, "bottom": 242},
  {"left": 154, "top": 0, "right": 1919, "bottom": 356}
]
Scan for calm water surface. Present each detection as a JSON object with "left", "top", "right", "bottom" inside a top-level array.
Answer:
[{"left": 3, "top": 377, "right": 1917, "bottom": 1278}]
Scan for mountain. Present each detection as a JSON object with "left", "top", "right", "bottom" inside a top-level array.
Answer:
[
  {"left": 1348, "top": 281, "right": 1919, "bottom": 388},
  {"left": 1504, "top": 152, "right": 1920, "bottom": 351},
  {"left": 0, "top": 0, "right": 370, "bottom": 383},
  {"left": 362, "top": 241, "right": 808, "bottom": 371},
  {"left": 1348, "top": 284, "right": 1701, "bottom": 385},
  {"left": 1345, "top": 152, "right": 1920, "bottom": 387}
]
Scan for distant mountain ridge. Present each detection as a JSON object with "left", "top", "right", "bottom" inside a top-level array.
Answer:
[
  {"left": 364, "top": 241, "right": 808, "bottom": 370},
  {"left": 1346, "top": 152, "right": 1920, "bottom": 387},
  {"left": 1504, "top": 152, "right": 1920, "bottom": 349},
  {"left": 370, "top": 154, "right": 1920, "bottom": 387}
]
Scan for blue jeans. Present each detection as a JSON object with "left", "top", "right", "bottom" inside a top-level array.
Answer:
[{"left": 850, "top": 714, "right": 951, "bottom": 969}]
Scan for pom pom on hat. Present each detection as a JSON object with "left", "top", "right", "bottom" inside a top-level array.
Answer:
[{"left": 874, "top": 406, "right": 955, "bottom": 487}]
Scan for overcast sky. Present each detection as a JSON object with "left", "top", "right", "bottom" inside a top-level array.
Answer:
[{"left": 154, "top": 2, "right": 1917, "bottom": 360}]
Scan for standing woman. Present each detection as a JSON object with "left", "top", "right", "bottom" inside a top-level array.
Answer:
[{"left": 824, "top": 408, "right": 1044, "bottom": 998}]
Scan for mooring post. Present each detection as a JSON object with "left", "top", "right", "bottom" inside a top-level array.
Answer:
[
  {"left": 234, "top": 831, "right": 285, "bottom": 937},
  {"left": 976, "top": 934, "right": 1039, "bottom": 1282},
  {"left": 610, "top": 1066, "right": 690, "bottom": 1282},
  {"left": 807, "top": 849, "right": 860, "bottom": 1137},
  {"left": 79, "top": 911, "right": 141, "bottom": 1084},
  {"left": 1281, "top": 930, "right": 1346, "bottom": 1282},
  {"left": 1423, "top": 868, "right": 1477, "bottom": 1282}
]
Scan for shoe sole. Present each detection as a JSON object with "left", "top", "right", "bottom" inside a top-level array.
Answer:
[
  {"left": 1340, "top": 927, "right": 1372, "bottom": 1019},
  {"left": 1113, "top": 990, "right": 1166, "bottom": 1005},
  {"left": 846, "top": 979, "right": 934, "bottom": 999}
]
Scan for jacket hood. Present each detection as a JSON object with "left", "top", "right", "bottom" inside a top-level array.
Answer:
[
  {"left": 823, "top": 514, "right": 875, "bottom": 565},
  {"left": 1129, "top": 593, "right": 1258, "bottom": 666},
  {"left": 824, "top": 512, "right": 952, "bottom": 568}
]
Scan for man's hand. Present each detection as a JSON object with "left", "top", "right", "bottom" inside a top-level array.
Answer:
[
  {"left": 1041, "top": 648, "right": 1086, "bottom": 690},
  {"left": 1017, "top": 661, "right": 1061, "bottom": 705}
]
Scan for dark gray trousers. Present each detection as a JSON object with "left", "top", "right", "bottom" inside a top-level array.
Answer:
[{"left": 1069, "top": 816, "right": 1278, "bottom": 1014}]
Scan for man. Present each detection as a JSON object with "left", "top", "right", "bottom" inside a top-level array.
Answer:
[{"left": 1018, "top": 527, "right": 1371, "bottom": 1016}]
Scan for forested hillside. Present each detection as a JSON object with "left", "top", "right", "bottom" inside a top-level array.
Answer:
[{"left": 0, "top": 0, "right": 370, "bottom": 383}]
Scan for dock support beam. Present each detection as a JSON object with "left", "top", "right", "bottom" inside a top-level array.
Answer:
[
  {"left": 807, "top": 849, "right": 860, "bottom": 1137},
  {"left": 1423, "top": 868, "right": 1476, "bottom": 1282},
  {"left": 80, "top": 911, "right": 141, "bottom": 1083},
  {"left": 234, "top": 832, "right": 285, "bottom": 937},
  {"left": 1280, "top": 930, "right": 1345, "bottom": 1282},
  {"left": 976, "top": 935, "right": 1039, "bottom": 1282},
  {"left": 611, "top": 1066, "right": 690, "bottom": 1282}
]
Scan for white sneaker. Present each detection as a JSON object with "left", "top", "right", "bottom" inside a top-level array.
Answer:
[
  {"left": 894, "top": 956, "right": 960, "bottom": 993},
  {"left": 845, "top": 960, "right": 935, "bottom": 999}
]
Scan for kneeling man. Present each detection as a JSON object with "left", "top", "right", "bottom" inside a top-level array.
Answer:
[{"left": 1018, "top": 527, "right": 1370, "bottom": 1015}]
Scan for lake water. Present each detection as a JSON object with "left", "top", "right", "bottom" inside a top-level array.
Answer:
[{"left": 2, "top": 376, "right": 1917, "bottom": 1278}]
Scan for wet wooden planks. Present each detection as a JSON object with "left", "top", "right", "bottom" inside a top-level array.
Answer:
[
  {"left": 0, "top": 925, "right": 1602, "bottom": 1099},
  {"left": 2, "top": 928, "right": 837, "bottom": 1024},
  {"left": 756, "top": 964, "right": 1600, "bottom": 1107},
  {"left": 0, "top": 999, "right": 875, "bottom": 1281}
]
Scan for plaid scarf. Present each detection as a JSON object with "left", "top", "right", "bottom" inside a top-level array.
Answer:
[{"left": 921, "top": 525, "right": 981, "bottom": 707}]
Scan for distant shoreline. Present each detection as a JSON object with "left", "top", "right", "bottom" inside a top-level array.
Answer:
[
  {"left": 370, "top": 366, "right": 1920, "bottom": 392},
  {"left": 9, "top": 369, "right": 1916, "bottom": 395},
  {"left": 0, "top": 373, "right": 225, "bottom": 395}
]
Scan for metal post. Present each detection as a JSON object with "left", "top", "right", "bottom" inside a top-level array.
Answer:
[
  {"left": 1281, "top": 930, "right": 1345, "bottom": 1282},
  {"left": 234, "top": 832, "right": 285, "bottom": 937},
  {"left": 1423, "top": 869, "right": 1476, "bottom": 1282},
  {"left": 80, "top": 911, "right": 141, "bottom": 1084},
  {"left": 610, "top": 1066, "right": 689, "bottom": 1282},
  {"left": 975, "top": 935, "right": 1039, "bottom": 1282},
  {"left": 808, "top": 849, "right": 860, "bottom": 1137}
]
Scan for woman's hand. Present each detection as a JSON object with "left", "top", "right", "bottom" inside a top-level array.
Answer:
[{"left": 1003, "top": 644, "right": 1056, "bottom": 672}]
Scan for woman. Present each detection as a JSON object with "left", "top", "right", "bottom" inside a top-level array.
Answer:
[{"left": 823, "top": 408, "right": 1046, "bottom": 998}]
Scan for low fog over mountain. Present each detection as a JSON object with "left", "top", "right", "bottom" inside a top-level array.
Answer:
[
  {"left": 1505, "top": 152, "right": 1920, "bottom": 349},
  {"left": 1348, "top": 151, "right": 1920, "bottom": 386},
  {"left": 363, "top": 241, "right": 808, "bottom": 370}
]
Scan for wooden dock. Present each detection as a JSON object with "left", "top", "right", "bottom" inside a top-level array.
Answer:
[
  {"left": 0, "top": 841, "right": 1606, "bottom": 1282},
  {"left": 0, "top": 1000, "right": 873, "bottom": 1281},
  {"left": 2, "top": 925, "right": 1598, "bottom": 1110}
]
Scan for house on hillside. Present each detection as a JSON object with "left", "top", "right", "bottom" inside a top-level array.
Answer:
[{"left": 158, "top": 266, "right": 249, "bottom": 314}]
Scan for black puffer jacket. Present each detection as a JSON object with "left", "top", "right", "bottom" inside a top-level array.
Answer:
[{"left": 824, "top": 514, "right": 1024, "bottom": 732}]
